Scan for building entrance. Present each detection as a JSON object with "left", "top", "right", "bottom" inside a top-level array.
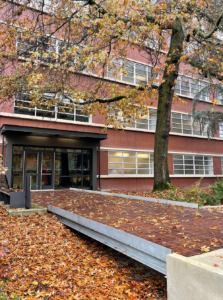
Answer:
[{"left": 12, "top": 146, "right": 92, "bottom": 190}]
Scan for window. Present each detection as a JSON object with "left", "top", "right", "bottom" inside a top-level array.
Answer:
[
  {"left": 108, "top": 151, "right": 154, "bottom": 175},
  {"left": 219, "top": 123, "right": 223, "bottom": 138},
  {"left": 107, "top": 59, "right": 156, "bottom": 85},
  {"left": 171, "top": 112, "right": 208, "bottom": 136},
  {"left": 175, "top": 75, "right": 209, "bottom": 102},
  {"left": 221, "top": 158, "right": 223, "bottom": 174},
  {"left": 108, "top": 107, "right": 157, "bottom": 131},
  {"left": 16, "top": 36, "right": 87, "bottom": 71},
  {"left": 217, "top": 87, "right": 223, "bottom": 105},
  {"left": 14, "top": 93, "right": 90, "bottom": 122},
  {"left": 17, "top": 36, "right": 60, "bottom": 63},
  {"left": 173, "top": 154, "right": 213, "bottom": 175},
  {"left": 12, "top": 146, "right": 24, "bottom": 189}
]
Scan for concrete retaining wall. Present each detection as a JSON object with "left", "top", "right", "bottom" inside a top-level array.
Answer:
[
  {"left": 167, "top": 249, "right": 223, "bottom": 300},
  {"left": 70, "top": 188, "right": 199, "bottom": 209}
]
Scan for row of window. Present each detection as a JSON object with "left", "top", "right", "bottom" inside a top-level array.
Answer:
[
  {"left": 14, "top": 94, "right": 223, "bottom": 139},
  {"left": 108, "top": 107, "right": 157, "bottom": 131},
  {"left": 171, "top": 112, "right": 208, "bottom": 137},
  {"left": 108, "top": 151, "right": 214, "bottom": 176},
  {"left": 108, "top": 108, "right": 210, "bottom": 136},
  {"left": 17, "top": 34, "right": 223, "bottom": 104},
  {"left": 108, "top": 62, "right": 223, "bottom": 103},
  {"left": 107, "top": 59, "right": 157, "bottom": 86},
  {"left": 14, "top": 93, "right": 90, "bottom": 122}
]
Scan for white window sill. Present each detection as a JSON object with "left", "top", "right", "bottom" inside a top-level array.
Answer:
[{"left": 97, "top": 174, "right": 223, "bottom": 178}]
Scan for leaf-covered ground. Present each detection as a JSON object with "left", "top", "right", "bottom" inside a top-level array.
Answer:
[
  {"left": 0, "top": 206, "right": 167, "bottom": 300},
  {"left": 109, "top": 186, "right": 219, "bottom": 206},
  {"left": 33, "top": 190, "right": 223, "bottom": 257}
]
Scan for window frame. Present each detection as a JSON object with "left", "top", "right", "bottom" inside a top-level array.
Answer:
[
  {"left": 173, "top": 154, "right": 213, "bottom": 175},
  {"left": 108, "top": 151, "right": 154, "bottom": 175}
]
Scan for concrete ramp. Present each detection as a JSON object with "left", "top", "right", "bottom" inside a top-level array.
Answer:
[{"left": 48, "top": 205, "right": 171, "bottom": 275}]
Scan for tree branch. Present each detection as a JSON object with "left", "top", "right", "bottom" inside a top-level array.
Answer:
[
  {"left": 193, "top": 12, "right": 223, "bottom": 39},
  {"left": 187, "top": 58, "right": 223, "bottom": 82}
]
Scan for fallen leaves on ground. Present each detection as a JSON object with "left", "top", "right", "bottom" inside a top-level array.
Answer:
[
  {"left": 109, "top": 186, "right": 218, "bottom": 206},
  {"left": 33, "top": 190, "right": 223, "bottom": 257},
  {"left": 0, "top": 206, "right": 167, "bottom": 300}
]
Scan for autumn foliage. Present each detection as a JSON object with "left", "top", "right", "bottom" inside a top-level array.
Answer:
[
  {"left": 0, "top": 0, "right": 222, "bottom": 189},
  {"left": 0, "top": 206, "right": 166, "bottom": 299}
]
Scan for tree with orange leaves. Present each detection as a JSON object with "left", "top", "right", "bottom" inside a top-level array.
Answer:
[{"left": 0, "top": 0, "right": 222, "bottom": 190}]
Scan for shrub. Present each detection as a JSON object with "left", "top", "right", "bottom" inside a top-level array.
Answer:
[{"left": 212, "top": 177, "right": 223, "bottom": 203}]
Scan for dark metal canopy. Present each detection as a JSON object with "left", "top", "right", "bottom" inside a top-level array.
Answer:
[{"left": 0, "top": 125, "right": 107, "bottom": 140}]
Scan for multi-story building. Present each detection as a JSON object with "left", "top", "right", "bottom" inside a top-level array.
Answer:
[{"left": 0, "top": 1, "right": 223, "bottom": 191}]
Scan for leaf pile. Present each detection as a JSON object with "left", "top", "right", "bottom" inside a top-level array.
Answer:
[{"left": 0, "top": 206, "right": 167, "bottom": 299}]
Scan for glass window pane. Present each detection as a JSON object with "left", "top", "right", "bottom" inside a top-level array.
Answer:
[
  {"left": 123, "top": 158, "right": 136, "bottom": 163},
  {"left": 138, "top": 163, "right": 150, "bottom": 168},
  {"left": 12, "top": 146, "right": 23, "bottom": 176},
  {"left": 137, "top": 153, "right": 149, "bottom": 158},
  {"left": 55, "top": 176, "right": 82, "bottom": 189},
  {"left": 137, "top": 158, "right": 149, "bottom": 163},
  {"left": 123, "top": 164, "right": 136, "bottom": 168},
  {"left": 123, "top": 152, "right": 135, "bottom": 157},
  {"left": 174, "top": 170, "right": 184, "bottom": 174},
  {"left": 109, "top": 152, "right": 123, "bottom": 157},
  {"left": 12, "top": 177, "right": 22, "bottom": 189},
  {"left": 109, "top": 163, "right": 122, "bottom": 169},
  {"left": 138, "top": 169, "right": 150, "bottom": 174},
  {"left": 109, "top": 169, "right": 122, "bottom": 175},
  {"left": 123, "top": 169, "right": 136, "bottom": 174},
  {"left": 108, "top": 157, "right": 122, "bottom": 163}
]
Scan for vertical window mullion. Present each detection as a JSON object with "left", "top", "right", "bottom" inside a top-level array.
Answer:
[
  {"left": 189, "top": 78, "right": 191, "bottom": 98},
  {"left": 180, "top": 76, "right": 182, "bottom": 95},
  {"left": 136, "top": 152, "right": 138, "bottom": 175},
  {"left": 121, "top": 59, "right": 123, "bottom": 82},
  {"left": 55, "top": 104, "right": 57, "bottom": 120},
  {"left": 146, "top": 66, "right": 148, "bottom": 84},
  {"left": 181, "top": 115, "right": 183, "bottom": 134},
  {"left": 74, "top": 107, "right": 76, "bottom": 121},
  {"left": 203, "top": 156, "right": 206, "bottom": 175},
  {"left": 148, "top": 111, "right": 149, "bottom": 130},
  {"left": 193, "top": 156, "right": 195, "bottom": 175},
  {"left": 183, "top": 155, "right": 185, "bottom": 175},
  {"left": 134, "top": 63, "right": 136, "bottom": 85}
]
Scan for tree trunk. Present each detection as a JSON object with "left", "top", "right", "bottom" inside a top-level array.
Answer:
[{"left": 153, "top": 18, "right": 185, "bottom": 191}]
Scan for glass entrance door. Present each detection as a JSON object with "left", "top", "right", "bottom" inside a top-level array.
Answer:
[
  {"left": 54, "top": 149, "right": 91, "bottom": 189},
  {"left": 25, "top": 152, "right": 39, "bottom": 190},
  {"left": 25, "top": 151, "right": 54, "bottom": 190},
  {"left": 41, "top": 152, "right": 53, "bottom": 189}
]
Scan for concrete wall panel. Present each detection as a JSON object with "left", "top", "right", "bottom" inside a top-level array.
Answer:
[{"left": 167, "top": 250, "right": 223, "bottom": 300}]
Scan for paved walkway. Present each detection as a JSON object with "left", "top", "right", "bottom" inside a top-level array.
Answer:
[{"left": 32, "top": 190, "right": 223, "bottom": 257}]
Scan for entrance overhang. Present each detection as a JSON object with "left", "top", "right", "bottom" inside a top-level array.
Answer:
[{"left": 0, "top": 125, "right": 107, "bottom": 141}]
